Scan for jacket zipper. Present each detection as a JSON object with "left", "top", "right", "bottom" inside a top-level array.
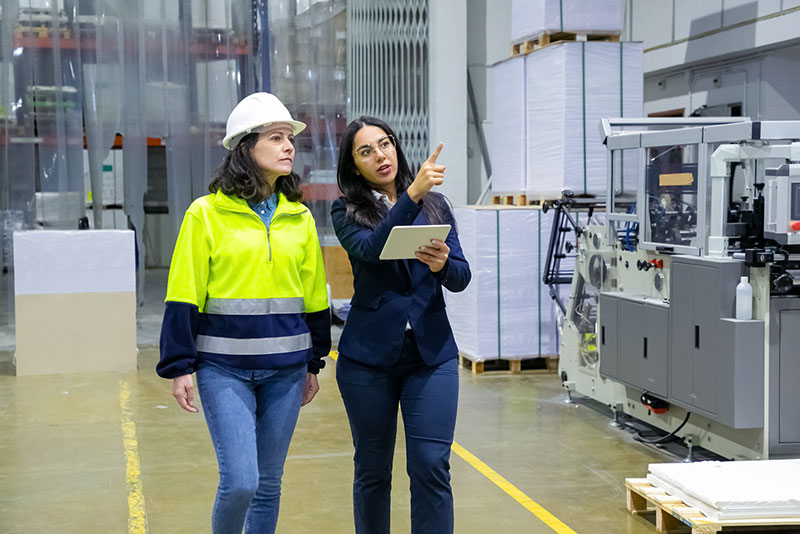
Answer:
[
  {"left": 266, "top": 226, "right": 272, "bottom": 261},
  {"left": 263, "top": 210, "right": 307, "bottom": 263}
]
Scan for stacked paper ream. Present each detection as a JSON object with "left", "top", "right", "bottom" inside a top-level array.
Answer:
[
  {"left": 445, "top": 207, "right": 560, "bottom": 361},
  {"left": 526, "top": 42, "right": 643, "bottom": 198},
  {"left": 511, "top": 0, "right": 622, "bottom": 43},
  {"left": 489, "top": 56, "right": 526, "bottom": 193},
  {"left": 13, "top": 230, "right": 137, "bottom": 376},
  {"left": 489, "top": 41, "right": 642, "bottom": 198},
  {"left": 527, "top": 41, "right": 642, "bottom": 199},
  {"left": 647, "top": 460, "right": 800, "bottom": 522},
  {"left": 533, "top": 209, "right": 564, "bottom": 354}
]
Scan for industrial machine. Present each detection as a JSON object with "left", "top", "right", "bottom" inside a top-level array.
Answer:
[{"left": 554, "top": 118, "right": 800, "bottom": 460}]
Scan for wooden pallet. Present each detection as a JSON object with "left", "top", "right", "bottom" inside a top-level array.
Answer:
[
  {"left": 490, "top": 194, "right": 555, "bottom": 207},
  {"left": 491, "top": 193, "right": 527, "bottom": 206},
  {"left": 458, "top": 354, "right": 558, "bottom": 375},
  {"left": 626, "top": 478, "right": 800, "bottom": 534},
  {"left": 511, "top": 31, "right": 620, "bottom": 56}
]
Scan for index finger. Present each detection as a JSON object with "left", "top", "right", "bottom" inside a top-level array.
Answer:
[{"left": 426, "top": 142, "right": 444, "bottom": 164}]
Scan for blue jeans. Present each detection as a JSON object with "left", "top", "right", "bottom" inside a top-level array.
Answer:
[
  {"left": 196, "top": 361, "right": 306, "bottom": 534},
  {"left": 336, "top": 331, "right": 459, "bottom": 534}
]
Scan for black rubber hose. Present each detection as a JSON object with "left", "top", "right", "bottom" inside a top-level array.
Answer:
[{"left": 633, "top": 411, "right": 691, "bottom": 445}]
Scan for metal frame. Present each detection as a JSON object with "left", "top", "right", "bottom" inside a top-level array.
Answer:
[{"left": 600, "top": 119, "right": 800, "bottom": 257}]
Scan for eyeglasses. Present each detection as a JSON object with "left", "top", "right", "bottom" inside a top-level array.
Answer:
[{"left": 353, "top": 135, "right": 396, "bottom": 161}]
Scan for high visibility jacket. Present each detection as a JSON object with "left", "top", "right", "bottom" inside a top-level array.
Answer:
[{"left": 156, "top": 190, "right": 331, "bottom": 378}]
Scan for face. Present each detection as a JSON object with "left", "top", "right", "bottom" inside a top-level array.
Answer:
[
  {"left": 251, "top": 124, "right": 295, "bottom": 185},
  {"left": 351, "top": 125, "right": 398, "bottom": 191}
]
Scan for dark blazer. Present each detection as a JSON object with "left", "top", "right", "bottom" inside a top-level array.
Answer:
[{"left": 331, "top": 191, "right": 471, "bottom": 367}]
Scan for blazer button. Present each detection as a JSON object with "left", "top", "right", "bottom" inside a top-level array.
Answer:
[{"left": 403, "top": 290, "right": 411, "bottom": 296}]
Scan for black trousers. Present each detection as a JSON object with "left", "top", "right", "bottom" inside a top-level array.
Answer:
[{"left": 336, "top": 331, "right": 459, "bottom": 534}]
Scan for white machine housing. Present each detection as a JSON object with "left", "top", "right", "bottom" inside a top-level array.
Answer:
[{"left": 558, "top": 119, "right": 800, "bottom": 460}]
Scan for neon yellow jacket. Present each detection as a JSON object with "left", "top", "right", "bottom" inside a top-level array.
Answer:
[{"left": 156, "top": 190, "right": 330, "bottom": 378}]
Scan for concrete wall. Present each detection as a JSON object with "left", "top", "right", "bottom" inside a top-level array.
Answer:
[
  {"left": 466, "top": 0, "right": 512, "bottom": 204},
  {"left": 430, "top": 0, "right": 469, "bottom": 206}
]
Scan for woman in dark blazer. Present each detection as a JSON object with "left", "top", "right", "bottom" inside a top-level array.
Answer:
[{"left": 330, "top": 116, "right": 471, "bottom": 534}]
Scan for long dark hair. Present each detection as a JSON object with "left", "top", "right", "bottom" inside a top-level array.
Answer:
[
  {"left": 336, "top": 116, "right": 449, "bottom": 228},
  {"left": 209, "top": 132, "right": 302, "bottom": 202}
]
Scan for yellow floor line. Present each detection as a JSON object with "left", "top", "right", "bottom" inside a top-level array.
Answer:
[
  {"left": 329, "top": 349, "right": 575, "bottom": 532},
  {"left": 451, "top": 442, "right": 577, "bottom": 534},
  {"left": 119, "top": 378, "right": 148, "bottom": 534}
]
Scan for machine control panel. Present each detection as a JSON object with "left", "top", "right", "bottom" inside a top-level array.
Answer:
[{"left": 765, "top": 164, "right": 800, "bottom": 245}]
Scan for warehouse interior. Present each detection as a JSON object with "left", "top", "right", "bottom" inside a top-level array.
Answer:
[{"left": 3, "top": 1, "right": 800, "bottom": 533}]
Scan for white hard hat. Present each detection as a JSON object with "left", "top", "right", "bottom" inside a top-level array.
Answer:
[{"left": 223, "top": 92, "right": 306, "bottom": 150}]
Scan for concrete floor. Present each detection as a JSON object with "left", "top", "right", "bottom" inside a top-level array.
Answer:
[{"left": 0, "top": 269, "right": 676, "bottom": 534}]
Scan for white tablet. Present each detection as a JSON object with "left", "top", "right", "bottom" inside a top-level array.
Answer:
[{"left": 379, "top": 224, "right": 451, "bottom": 260}]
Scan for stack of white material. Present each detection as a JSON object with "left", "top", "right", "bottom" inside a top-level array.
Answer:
[
  {"left": 511, "top": 0, "right": 622, "bottom": 43},
  {"left": 647, "top": 460, "right": 800, "bottom": 521},
  {"left": 489, "top": 41, "right": 642, "bottom": 198},
  {"left": 13, "top": 230, "right": 137, "bottom": 376},
  {"left": 445, "top": 206, "right": 560, "bottom": 361},
  {"left": 527, "top": 41, "right": 642, "bottom": 198},
  {"left": 488, "top": 56, "right": 527, "bottom": 192}
]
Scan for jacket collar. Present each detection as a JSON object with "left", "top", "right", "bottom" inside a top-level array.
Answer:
[{"left": 213, "top": 190, "right": 307, "bottom": 216}]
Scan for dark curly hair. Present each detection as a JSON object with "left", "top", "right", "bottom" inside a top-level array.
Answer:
[
  {"left": 209, "top": 132, "right": 302, "bottom": 202},
  {"left": 336, "top": 116, "right": 449, "bottom": 229}
]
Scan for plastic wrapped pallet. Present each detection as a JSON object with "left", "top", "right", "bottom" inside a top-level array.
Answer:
[
  {"left": 526, "top": 41, "right": 642, "bottom": 199},
  {"left": 445, "top": 206, "right": 560, "bottom": 361},
  {"left": 511, "top": 0, "right": 622, "bottom": 43},
  {"left": 488, "top": 56, "right": 526, "bottom": 193}
]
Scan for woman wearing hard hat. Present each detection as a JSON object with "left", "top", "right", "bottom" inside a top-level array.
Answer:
[
  {"left": 331, "top": 116, "right": 471, "bottom": 534},
  {"left": 156, "top": 92, "right": 331, "bottom": 534}
]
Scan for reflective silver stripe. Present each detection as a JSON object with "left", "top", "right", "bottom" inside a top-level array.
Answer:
[
  {"left": 205, "top": 297, "right": 305, "bottom": 315},
  {"left": 196, "top": 333, "right": 312, "bottom": 355}
]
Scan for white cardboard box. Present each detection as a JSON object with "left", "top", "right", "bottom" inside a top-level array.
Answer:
[{"left": 13, "top": 230, "right": 137, "bottom": 375}]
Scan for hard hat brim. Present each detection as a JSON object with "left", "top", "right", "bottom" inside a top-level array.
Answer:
[{"left": 223, "top": 120, "right": 307, "bottom": 150}]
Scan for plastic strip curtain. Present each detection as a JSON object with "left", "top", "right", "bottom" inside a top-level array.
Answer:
[
  {"left": 263, "top": 0, "right": 346, "bottom": 243},
  {"left": 1, "top": 0, "right": 88, "bottom": 334},
  {"left": 347, "top": 0, "right": 428, "bottom": 171},
  {"left": 0, "top": 1, "right": 254, "bottom": 336},
  {"left": 83, "top": 1, "right": 123, "bottom": 231},
  {"left": 138, "top": 0, "right": 250, "bottom": 268}
]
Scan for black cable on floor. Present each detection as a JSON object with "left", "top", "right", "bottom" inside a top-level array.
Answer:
[{"left": 632, "top": 411, "right": 692, "bottom": 445}]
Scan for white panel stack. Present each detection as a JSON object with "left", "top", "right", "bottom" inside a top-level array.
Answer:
[
  {"left": 527, "top": 41, "right": 642, "bottom": 199},
  {"left": 511, "top": 0, "right": 623, "bottom": 43},
  {"left": 488, "top": 56, "right": 526, "bottom": 193},
  {"left": 488, "top": 41, "right": 642, "bottom": 198},
  {"left": 446, "top": 206, "right": 560, "bottom": 361}
]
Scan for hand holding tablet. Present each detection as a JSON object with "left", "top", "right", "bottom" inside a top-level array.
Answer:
[{"left": 379, "top": 224, "right": 451, "bottom": 260}]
